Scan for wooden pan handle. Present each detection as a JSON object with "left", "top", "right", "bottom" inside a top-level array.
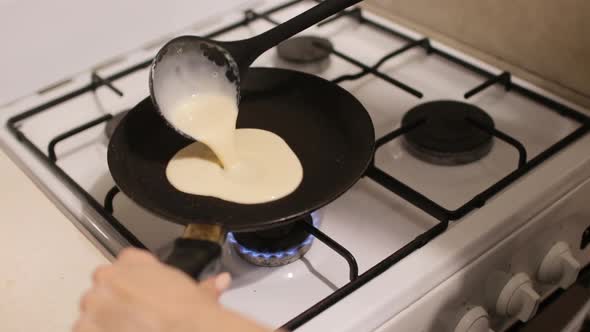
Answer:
[{"left": 164, "top": 224, "right": 224, "bottom": 280}]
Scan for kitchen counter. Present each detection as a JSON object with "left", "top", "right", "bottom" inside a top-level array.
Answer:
[
  {"left": 0, "top": 149, "right": 108, "bottom": 332},
  {"left": 0, "top": 1, "right": 266, "bottom": 328},
  {"left": 0, "top": 2, "right": 254, "bottom": 329}
]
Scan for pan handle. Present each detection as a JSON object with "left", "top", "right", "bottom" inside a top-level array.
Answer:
[
  {"left": 165, "top": 239, "right": 222, "bottom": 280},
  {"left": 164, "top": 224, "right": 225, "bottom": 280}
]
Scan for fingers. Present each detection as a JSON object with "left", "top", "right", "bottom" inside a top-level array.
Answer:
[
  {"left": 91, "top": 264, "right": 132, "bottom": 297},
  {"left": 89, "top": 256, "right": 145, "bottom": 309},
  {"left": 117, "top": 248, "right": 158, "bottom": 265},
  {"left": 78, "top": 248, "right": 235, "bottom": 332},
  {"left": 199, "top": 272, "right": 232, "bottom": 298},
  {"left": 93, "top": 248, "right": 156, "bottom": 284},
  {"left": 214, "top": 272, "right": 232, "bottom": 292},
  {"left": 72, "top": 317, "right": 101, "bottom": 332},
  {"left": 79, "top": 289, "right": 93, "bottom": 313},
  {"left": 77, "top": 285, "right": 132, "bottom": 332},
  {"left": 91, "top": 249, "right": 158, "bottom": 289},
  {"left": 92, "top": 265, "right": 112, "bottom": 284},
  {"left": 79, "top": 285, "right": 113, "bottom": 314}
]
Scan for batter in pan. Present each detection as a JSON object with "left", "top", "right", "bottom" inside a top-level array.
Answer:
[{"left": 166, "top": 94, "right": 303, "bottom": 204}]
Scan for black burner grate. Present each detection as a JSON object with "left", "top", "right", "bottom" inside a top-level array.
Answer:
[{"left": 6, "top": 1, "right": 590, "bottom": 331}]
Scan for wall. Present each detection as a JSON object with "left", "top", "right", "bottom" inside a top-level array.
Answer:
[
  {"left": 0, "top": 0, "right": 256, "bottom": 105},
  {"left": 364, "top": 0, "right": 590, "bottom": 108}
]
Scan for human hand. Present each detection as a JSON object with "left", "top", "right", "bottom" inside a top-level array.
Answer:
[{"left": 74, "top": 248, "right": 273, "bottom": 332}]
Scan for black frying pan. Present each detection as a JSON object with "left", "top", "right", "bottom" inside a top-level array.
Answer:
[{"left": 108, "top": 68, "right": 374, "bottom": 278}]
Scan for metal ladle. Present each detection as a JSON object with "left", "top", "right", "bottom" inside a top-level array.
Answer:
[{"left": 149, "top": 0, "right": 363, "bottom": 140}]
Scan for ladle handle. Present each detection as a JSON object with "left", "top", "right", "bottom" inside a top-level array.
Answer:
[{"left": 233, "top": 0, "right": 363, "bottom": 68}]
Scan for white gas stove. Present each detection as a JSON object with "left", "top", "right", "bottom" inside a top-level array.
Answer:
[{"left": 1, "top": 1, "right": 590, "bottom": 331}]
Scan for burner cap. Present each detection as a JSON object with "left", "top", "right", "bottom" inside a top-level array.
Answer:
[
  {"left": 228, "top": 213, "right": 319, "bottom": 267},
  {"left": 277, "top": 36, "right": 332, "bottom": 64},
  {"left": 401, "top": 100, "right": 495, "bottom": 165},
  {"left": 105, "top": 111, "right": 128, "bottom": 139}
]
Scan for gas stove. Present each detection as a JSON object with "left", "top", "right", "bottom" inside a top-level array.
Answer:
[{"left": 1, "top": 1, "right": 590, "bottom": 331}]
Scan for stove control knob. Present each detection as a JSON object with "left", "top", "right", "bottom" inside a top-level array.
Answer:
[
  {"left": 454, "top": 306, "right": 495, "bottom": 332},
  {"left": 537, "top": 242, "right": 581, "bottom": 289},
  {"left": 495, "top": 273, "right": 540, "bottom": 322}
]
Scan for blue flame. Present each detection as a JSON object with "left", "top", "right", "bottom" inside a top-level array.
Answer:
[{"left": 227, "top": 212, "right": 321, "bottom": 260}]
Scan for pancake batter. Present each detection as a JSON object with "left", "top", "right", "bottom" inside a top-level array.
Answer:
[{"left": 166, "top": 94, "right": 303, "bottom": 204}]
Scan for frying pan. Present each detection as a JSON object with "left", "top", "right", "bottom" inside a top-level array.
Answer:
[{"left": 108, "top": 68, "right": 375, "bottom": 279}]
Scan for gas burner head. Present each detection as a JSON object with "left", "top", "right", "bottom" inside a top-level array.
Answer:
[
  {"left": 277, "top": 36, "right": 332, "bottom": 63},
  {"left": 105, "top": 111, "right": 128, "bottom": 139},
  {"left": 275, "top": 36, "right": 332, "bottom": 74},
  {"left": 401, "top": 100, "right": 495, "bottom": 165},
  {"left": 228, "top": 212, "right": 320, "bottom": 267}
]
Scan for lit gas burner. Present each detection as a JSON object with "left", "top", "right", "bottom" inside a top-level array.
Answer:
[
  {"left": 275, "top": 36, "right": 332, "bottom": 74},
  {"left": 228, "top": 212, "right": 321, "bottom": 267},
  {"left": 402, "top": 100, "right": 495, "bottom": 165}
]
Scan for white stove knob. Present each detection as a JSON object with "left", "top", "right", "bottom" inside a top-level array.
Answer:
[
  {"left": 454, "top": 306, "right": 495, "bottom": 332},
  {"left": 494, "top": 273, "right": 540, "bottom": 322},
  {"left": 537, "top": 242, "right": 581, "bottom": 289}
]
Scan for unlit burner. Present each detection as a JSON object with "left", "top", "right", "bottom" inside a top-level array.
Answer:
[
  {"left": 402, "top": 100, "right": 495, "bottom": 165},
  {"left": 275, "top": 36, "right": 333, "bottom": 74},
  {"left": 228, "top": 212, "right": 320, "bottom": 267}
]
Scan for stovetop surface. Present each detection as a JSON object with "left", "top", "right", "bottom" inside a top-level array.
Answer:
[{"left": 1, "top": 1, "right": 589, "bottom": 331}]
